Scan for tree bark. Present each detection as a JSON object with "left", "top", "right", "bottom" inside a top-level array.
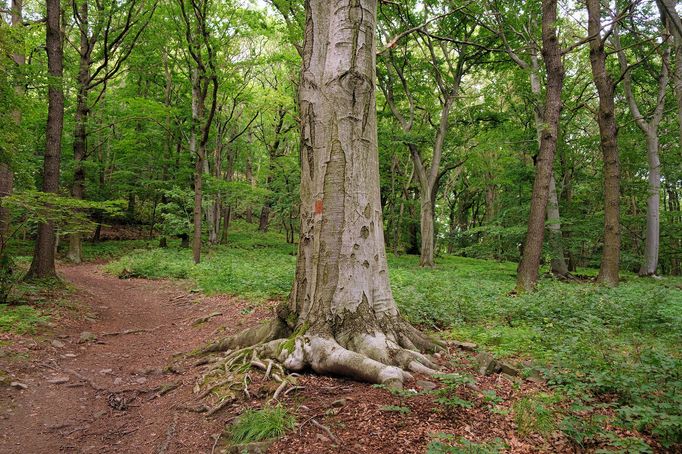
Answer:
[
  {"left": 67, "top": 0, "right": 90, "bottom": 264},
  {"left": 516, "top": 0, "right": 564, "bottom": 292},
  {"left": 641, "top": 134, "right": 662, "bottom": 275},
  {"left": 190, "top": 70, "right": 203, "bottom": 264},
  {"left": 587, "top": 0, "right": 621, "bottom": 285},
  {"left": 616, "top": 25, "right": 667, "bottom": 276},
  {"left": 26, "top": 0, "right": 63, "bottom": 279},
  {"left": 209, "top": 0, "right": 437, "bottom": 387},
  {"left": 547, "top": 174, "right": 568, "bottom": 275}
]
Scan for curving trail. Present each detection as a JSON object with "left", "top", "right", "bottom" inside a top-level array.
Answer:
[{"left": 0, "top": 264, "right": 264, "bottom": 454}]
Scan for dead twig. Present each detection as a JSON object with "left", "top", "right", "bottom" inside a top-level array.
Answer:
[
  {"left": 311, "top": 419, "right": 340, "bottom": 444},
  {"left": 102, "top": 325, "right": 163, "bottom": 337},
  {"left": 156, "top": 414, "right": 178, "bottom": 454},
  {"left": 192, "top": 312, "right": 222, "bottom": 326}
]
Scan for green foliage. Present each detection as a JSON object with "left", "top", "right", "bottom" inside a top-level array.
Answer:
[
  {"left": 105, "top": 222, "right": 296, "bottom": 300},
  {"left": 103, "top": 226, "right": 682, "bottom": 446},
  {"left": 432, "top": 373, "right": 476, "bottom": 409},
  {"left": 512, "top": 393, "right": 560, "bottom": 437},
  {"left": 157, "top": 187, "right": 194, "bottom": 238},
  {"left": 379, "top": 405, "right": 411, "bottom": 414},
  {"left": 0, "top": 304, "right": 49, "bottom": 334},
  {"left": 426, "top": 434, "right": 507, "bottom": 454},
  {"left": 228, "top": 405, "right": 295, "bottom": 445},
  {"left": 2, "top": 191, "right": 125, "bottom": 237}
]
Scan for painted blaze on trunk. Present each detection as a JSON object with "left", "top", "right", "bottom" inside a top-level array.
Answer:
[
  {"left": 293, "top": 0, "right": 395, "bottom": 339},
  {"left": 286, "top": 0, "right": 437, "bottom": 383},
  {"left": 208, "top": 0, "right": 438, "bottom": 387}
]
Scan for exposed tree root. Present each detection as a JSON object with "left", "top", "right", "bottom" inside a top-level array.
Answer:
[{"left": 193, "top": 306, "right": 442, "bottom": 402}]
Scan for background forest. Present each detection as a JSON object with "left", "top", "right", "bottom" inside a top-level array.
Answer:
[
  {"left": 0, "top": 0, "right": 681, "bottom": 452},
  {"left": 0, "top": 0, "right": 681, "bottom": 276}
]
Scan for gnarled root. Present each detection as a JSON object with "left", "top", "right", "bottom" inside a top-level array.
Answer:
[
  {"left": 193, "top": 309, "right": 441, "bottom": 413},
  {"left": 197, "top": 317, "right": 291, "bottom": 355}
]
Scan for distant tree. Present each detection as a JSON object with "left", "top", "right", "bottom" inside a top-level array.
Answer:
[
  {"left": 586, "top": 0, "right": 622, "bottom": 285},
  {"left": 25, "top": 0, "right": 64, "bottom": 280},
  {"left": 614, "top": 10, "right": 669, "bottom": 276},
  {"left": 66, "top": 0, "right": 156, "bottom": 263},
  {"left": 515, "top": 0, "right": 564, "bottom": 292}
]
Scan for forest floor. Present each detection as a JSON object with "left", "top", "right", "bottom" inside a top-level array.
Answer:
[
  {"left": 0, "top": 230, "right": 679, "bottom": 453},
  {"left": 0, "top": 263, "right": 569, "bottom": 454}
]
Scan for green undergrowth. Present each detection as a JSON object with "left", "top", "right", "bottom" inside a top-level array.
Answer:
[
  {"left": 0, "top": 304, "right": 50, "bottom": 334},
  {"left": 0, "top": 266, "right": 74, "bottom": 335},
  {"left": 101, "top": 223, "right": 682, "bottom": 447},
  {"left": 104, "top": 223, "right": 296, "bottom": 300},
  {"left": 228, "top": 405, "right": 295, "bottom": 445}
]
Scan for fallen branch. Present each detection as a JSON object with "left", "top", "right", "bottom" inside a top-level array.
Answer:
[
  {"left": 311, "top": 419, "right": 340, "bottom": 444},
  {"left": 102, "top": 325, "right": 163, "bottom": 337},
  {"left": 156, "top": 414, "right": 178, "bottom": 454}
]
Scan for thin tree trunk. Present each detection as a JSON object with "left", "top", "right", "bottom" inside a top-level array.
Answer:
[
  {"left": 203, "top": 155, "right": 218, "bottom": 244},
  {"left": 547, "top": 174, "right": 568, "bottom": 275},
  {"left": 26, "top": 0, "right": 63, "bottom": 279},
  {"left": 245, "top": 153, "right": 254, "bottom": 223},
  {"left": 190, "top": 71, "right": 202, "bottom": 264},
  {"left": 516, "top": 0, "right": 564, "bottom": 292},
  {"left": 615, "top": 24, "right": 668, "bottom": 276},
  {"left": 68, "top": 0, "right": 90, "bottom": 264},
  {"left": 418, "top": 190, "right": 435, "bottom": 267},
  {"left": 587, "top": 0, "right": 621, "bottom": 285},
  {"left": 640, "top": 134, "right": 662, "bottom": 275}
]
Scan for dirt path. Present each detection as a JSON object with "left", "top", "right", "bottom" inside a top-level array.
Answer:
[
  {"left": 0, "top": 264, "right": 269, "bottom": 454},
  {"left": 0, "top": 264, "right": 583, "bottom": 454}
]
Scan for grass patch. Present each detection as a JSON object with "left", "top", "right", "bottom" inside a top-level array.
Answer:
[
  {"left": 512, "top": 392, "right": 560, "bottom": 437},
  {"left": 0, "top": 305, "right": 50, "bottom": 334},
  {"left": 228, "top": 405, "right": 296, "bottom": 444}
]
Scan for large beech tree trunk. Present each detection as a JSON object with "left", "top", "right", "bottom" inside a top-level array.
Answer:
[
  {"left": 26, "top": 0, "right": 63, "bottom": 279},
  {"left": 587, "top": 0, "right": 621, "bottom": 286},
  {"left": 516, "top": 0, "right": 563, "bottom": 292},
  {"left": 208, "top": 0, "right": 437, "bottom": 387}
]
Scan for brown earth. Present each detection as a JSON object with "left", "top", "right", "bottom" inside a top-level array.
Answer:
[{"left": 0, "top": 264, "right": 652, "bottom": 453}]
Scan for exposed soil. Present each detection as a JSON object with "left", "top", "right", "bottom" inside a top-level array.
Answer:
[{"left": 0, "top": 264, "right": 655, "bottom": 453}]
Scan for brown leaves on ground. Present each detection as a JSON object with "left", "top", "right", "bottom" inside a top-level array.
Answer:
[{"left": 0, "top": 264, "right": 659, "bottom": 453}]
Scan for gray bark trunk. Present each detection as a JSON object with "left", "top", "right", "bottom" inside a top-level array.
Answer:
[
  {"left": 284, "top": 0, "right": 436, "bottom": 385},
  {"left": 615, "top": 26, "right": 668, "bottom": 276},
  {"left": 641, "top": 134, "right": 661, "bottom": 275},
  {"left": 547, "top": 174, "right": 568, "bottom": 275}
]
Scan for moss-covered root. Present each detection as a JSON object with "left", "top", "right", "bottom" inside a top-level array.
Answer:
[{"left": 198, "top": 317, "right": 291, "bottom": 355}]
